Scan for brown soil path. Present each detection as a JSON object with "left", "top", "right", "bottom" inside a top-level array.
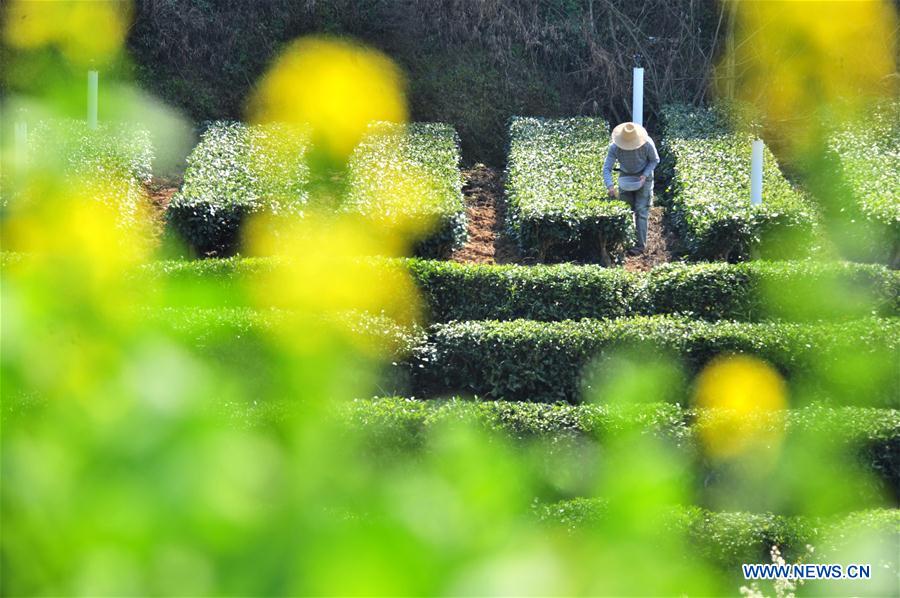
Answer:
[
  {"left": 145, "top": 176, "right": 180, "bottom": 214},
  {"left": 623, "top": 206, "right": 680, "bottom": 272},
  {"left": 450, "top": 165, "right": 521, "bottom": 264}
]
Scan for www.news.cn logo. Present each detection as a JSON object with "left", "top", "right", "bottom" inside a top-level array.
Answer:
[{"left": 742, "top": 563, "right": 871, "bottom": 580}]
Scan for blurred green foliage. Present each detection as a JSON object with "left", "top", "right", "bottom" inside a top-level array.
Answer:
[{"left": 2, "top": 1, "right": 898, "bottom": 595}]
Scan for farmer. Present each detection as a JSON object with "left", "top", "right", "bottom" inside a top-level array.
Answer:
[{"left": 603, "top": 122, "right": 660, "bottom": 256}]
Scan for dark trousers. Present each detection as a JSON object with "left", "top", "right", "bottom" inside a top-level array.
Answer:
[{"left": 619, "top": 180, "right": 652, "bottom": 250}]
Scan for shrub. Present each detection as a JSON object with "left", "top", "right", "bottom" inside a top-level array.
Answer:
[
  {"left": 343, "top": 397, "right": 690, "bottom": 443},
  {"left": 406, "top": 259, "right": 647, "bottom": 321},
  {"left": 166, "top": 121, "right": 465, "bottom": 257},
  {"left": 644, "top": 260, "right": 900, "bottom": 321},
  {"left": 407, "top": 258, "right": 900, "bottom": 323},
  {"left": 148, "top": 306, "right": 424, "bottom": 400},
  {"left": 140, "top": 257, "right": 900, "bottom": 322},
  {"left": 674, "top": 507, "right": 898, "bottom": 570},
  {"left": 506, "top": 117, "right": 634, "bottom": 264},
  {"left": 411, "top": 316, "right": 900, "bottom": 403},
  {"left": 661, "top": 104, "right": 818, "bottom": 261},
  {"left": 166, "top": 121, "right": 311, "bottom": 256},
  {"left": 154, "top": 306, "right": 425, "bottom": 357},
  {"left": 539, "top": 503, "right": 899, "bottom": 570},
  {"left": 828, "top": 103, "right": 900, "bottom": 265},
  {"left": 345, "top": 122, "right": 467, "bottom": 258},
  {"left": 2, "top": 119, "right": 153, "bottom": 227}
]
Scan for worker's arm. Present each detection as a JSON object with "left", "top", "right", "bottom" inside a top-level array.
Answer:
[
  {"left": 641, "top": 138, "right": 660, "bottom": 178},
  {"left": 603, "top": 143, "right": 617, "bottom": 191}
]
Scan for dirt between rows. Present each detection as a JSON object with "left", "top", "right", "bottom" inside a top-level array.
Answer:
[
  {"left": 449, "top": 164, "right": 521, "bottom": 264},
  {"left": 145, "top": 176, "right": 180, "bottom": 214},
  {"left": 450, "top": 165, "right": 677, "bottom": 271}
]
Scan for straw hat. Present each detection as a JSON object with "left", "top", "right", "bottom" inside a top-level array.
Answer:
[{"left": 612, "top": 122, "right": 649, "bottom": 151}]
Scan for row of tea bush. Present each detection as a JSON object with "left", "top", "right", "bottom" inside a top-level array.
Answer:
[
  {"left": 143, "top": 303, "right": 900, "bottom": 406},
  {"left": 0, "top": 119, "right": 153, "bottom": 228},
  {"left": 660, "top": 104, "right": 818, "bottom": 261},
  {"left": 505, "top": 117, "right": 633, "bottom": 264},
  {"left": 411, "top": 316, "right": 900, "bottom": 403},
  {"left": 141, "top": 256, "right": 900, "bottom": 322},
  {"left": 166, "top": 121, "right": 467, "bottom": 257}
]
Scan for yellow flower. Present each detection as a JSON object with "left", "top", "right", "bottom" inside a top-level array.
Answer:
[
  {"left": 720, "top": 0, "right": 896, "bottom": 152},
  {"left": 243, "top": 212, "right": 421, "bottom": 357},
  {"left": 247, "top": 36, "right": 408, "bottom": 161},
  {"left": 4, "top": 0, "right": 129, "bottom": 66},
  {"left": 693, "top": 355, "right": 788, "bottom": 460}
]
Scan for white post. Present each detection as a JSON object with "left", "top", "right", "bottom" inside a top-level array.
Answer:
[
  {"left": 14, "top": 120, "right": 28, "bottom": 171},
  {"left": 632, "top": 67, "right": 644, "bottom": 126},
  {"left": 87, "top": 70, "right": 99, "bottom": 129},
  {"left": 750, "top": 139, "right": 764, "bottom": 205}
]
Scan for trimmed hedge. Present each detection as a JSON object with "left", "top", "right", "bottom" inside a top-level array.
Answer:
[
  {"left": 408, "top": 259, "right": 644, "bottom": 321},
  {"left": 146, "top": 306, "right": 424, "bottom": 400},
  {"left": 138, "top": 257, "right": 900, "bottom": 322},
  {"left": 343, "top": 396, "right": 897, "bottom": 442},
  {"left": 828, "top": 103, "right": 900, "bottom": 265},
  {"left": 412, "top": 316, "right": 900, "bottom": 403},
  {"left": 341, "top": 397, "right": 689, "bottom": 444},
  {"left": 148, "top": 307, "right": 900, "bottom": 410},
  {"left": 152, "top": 306, "right": 425, "bottom": 356},
  {"left": 166, "top": 121, "right": 311, "bottom": 256},
  {"left": 506, "top": 117, "right": 634, "bottom": 264},
  {"left": 2, "top": 119, "right": 153, "bottom": 227},
  {"left": 407, "top": 259, "right": 900, "bottom": 323},
  {"left": 345, "top": 122, "right": 467, "bottom": 258},
  {"left": 167, "top": 121, "right": 466, "bottom": 258},
  {"left": 661, "top": 104, "right": 817, "bottom": 261}
]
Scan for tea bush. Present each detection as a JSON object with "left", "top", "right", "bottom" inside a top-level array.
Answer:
[
  {"left": 407, "top": 259, "right": 646, "bottom": 321},
  {"left": 166, "top": 121, "right": 311, "bottom": 256},
  {"left": 407, "top": 259, "right": 900, "bottom": 322},
  {"left": 643, "top": 260, "right": 900, "bottom": 321},
  {"left": 661, "top": 104, "right": 818, "bottom": 261},
  {"left": 139, "top": 257, "right": 900, "bottom": 321},
  {"left": 412, "top": 316, "right": 900, "bottom": 403},
  {"left": 240, "top": 397, "right": 898, "bottom": 503},
  {"left": 344, "top": 397, "right": 897, "bottom": 443},
  {"left": 345, "top": 122, "right": 467, "bottom": 258},
  {"left": 166, "top": 121, "right": 465, "bottom": 257},
  {"left": 506, "top": 117, "right": 634, "bottom": 263},
  {"left": 828, "top": 103, "right": 900, "bottom": 264},
  {"left": 3, "top": 120, "right": 153, "bottom": 226}
]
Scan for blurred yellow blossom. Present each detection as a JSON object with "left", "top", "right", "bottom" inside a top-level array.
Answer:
[
  {"left": 352, "top": 161, "right": 443, "bottom": 246},
  {"left": 693, "top": 355, "right": 788, "bottom": 460},
  {"left": 1, "top": 177, "right": 155, "bottom": 401},
  {"left": 243, "top": 212, "right": 421, "bottom": 356},
  {"left": 247, "top": 36, "right": 408, "bottom": 161},
  {"left": 3, "top": 178, "right": 152, "bottom": 283},
  {"left": 3, "top": 0, "right": 130, "bottom": 66},
  {"left": 720, "top": 0, "right": 897, "bottom": 152}
]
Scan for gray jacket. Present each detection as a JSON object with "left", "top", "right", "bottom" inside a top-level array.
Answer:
[{"left": 602, "top": 138, "right": 660, "bottom": 189}]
